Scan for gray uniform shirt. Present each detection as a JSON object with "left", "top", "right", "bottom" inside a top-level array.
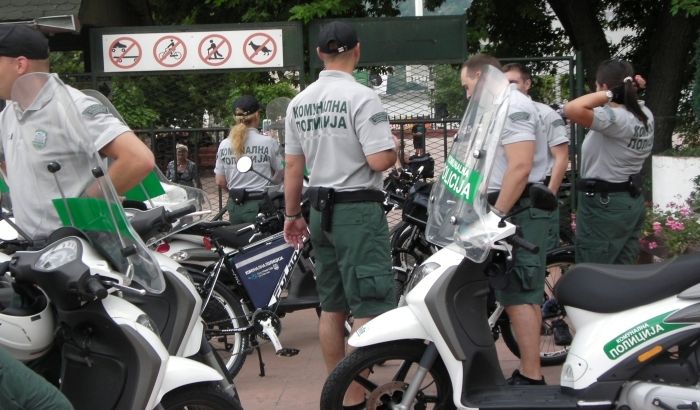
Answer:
[
  {"left": 0, "top": 74, "right": 130, "bottom": 239},
  {"left": 580, "top": 103, "right": 654, "bottom": 182},
  {"left": 214, "top": 128, "right": 283, "bottom": 190},
  {"left": 489, "top": 86, "right": 546, "bottom": 191},
  {"left": 532, "top": 101, "right": 569, "bottom": 176},
  {"left": 284, "top": 70, "right": 394, "bottom": 192}
]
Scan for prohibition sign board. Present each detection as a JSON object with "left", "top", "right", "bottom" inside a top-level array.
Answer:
[
  {"left": 153, "top": 35, "right": 187, "bottom": 68},
  {"left": 108, "top": 36, "right": 141, "bottom": 69},
  {"left": 243, "top": 32, "right": 277, "bottom": 65},
  {"left": 198, "top": 34, "right": 232, "bottom": 66}
]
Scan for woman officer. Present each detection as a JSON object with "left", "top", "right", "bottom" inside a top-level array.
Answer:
[
  {"left": 214, "top": 95, "right": 284, "bottom": 224},
  {"left": 564, "top": 59, "right": 653, "bottom": 264}
]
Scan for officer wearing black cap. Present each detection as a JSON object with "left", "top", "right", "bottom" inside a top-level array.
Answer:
[
  {"left": 214, "top": 94, "right": 283, "bottom": 224},
  {"left": 0, "top": 25, "right": 155, "bottom": 239},
  {"left": 283, "top": 21, "right": 396, "bottom": 409}
]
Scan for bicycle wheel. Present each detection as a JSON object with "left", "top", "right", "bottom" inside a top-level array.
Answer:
[
  {"left": 192, "top": 273, "right": 251, "bottom": 378},
  {"left": 320, "top": 341, "right": 454, "bottom": 410},
  {"left": 161, "top": 382, "right": 242, "bottom": 410},
  {"left": 501, "top": 246, "right": 576, "bottom": 366}
]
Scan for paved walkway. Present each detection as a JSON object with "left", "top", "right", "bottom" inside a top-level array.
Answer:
[{"left": 234, "top": 309, "right": 563, "bottom": 410}]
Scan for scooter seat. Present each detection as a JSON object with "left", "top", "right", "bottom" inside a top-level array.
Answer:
[
  {"left": 211, "top": 224, "right": 260, "bottom": 249},
  {"left": 555, "top": 253, "right": 700, "bottom": 313}
]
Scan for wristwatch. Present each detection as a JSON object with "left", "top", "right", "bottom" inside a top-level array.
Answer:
[
  {"left": 284, "top": 211, "right": 302, "bottom": 222},
  {"left": 605, "top": 90, "right": 614, "bottom": 103}
]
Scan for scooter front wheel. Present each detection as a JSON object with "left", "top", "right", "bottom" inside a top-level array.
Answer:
[
  {"left": 161, "top": 382, "right": 242, "bottom": 410},
  {"left": 320, "top": 341, "right": 455, "bottom": 410}
]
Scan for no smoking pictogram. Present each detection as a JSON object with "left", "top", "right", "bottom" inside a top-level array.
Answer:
[
  {"left": 108, "top": 37, "right": 142, "bottom": 69},
  {"left": 243, "top": 33, "right": 277, "bottom": 65},
  {"left": 153, "top": 35, "right": 187, "bottom": 68},
  {"left": 198, "top": 34, "right": 232, "bottom": 66}
]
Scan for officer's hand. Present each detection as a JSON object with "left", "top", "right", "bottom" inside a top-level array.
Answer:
[{"left": 284, "top": 218, "right": 309, "bottom": 249}]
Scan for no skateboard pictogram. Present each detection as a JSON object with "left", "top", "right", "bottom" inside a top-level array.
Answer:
[
  {"left": 243, "top": 33, "right": 277, "bottom": 65},
  {"left": 153, "top": 35, "right": 187, "bottom": 68},
  {"left": 198, "top": 34, "right": 232, "bottom": 66},
  {"left": 109, "top": 37, "right": 141, "bottom": 69}
]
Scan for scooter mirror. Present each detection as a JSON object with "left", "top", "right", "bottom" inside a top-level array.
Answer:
[
  {"left": 528, "top": 183, "right": 557, "bottom": 212},
  {"left": 236, "top": 156, "right": 253, "bottom": 173}
]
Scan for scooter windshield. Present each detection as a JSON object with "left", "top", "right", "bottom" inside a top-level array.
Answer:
[
  {"left": 81, "top": 89, "right": 212, "bottom": 246},
  {"left": 5, "top": 72, "right": 166, "bottom": 293},
  {"left": 425, "top": 66, "right": 510, "bottom": 263}
]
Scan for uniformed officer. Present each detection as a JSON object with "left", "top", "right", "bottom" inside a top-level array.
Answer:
[
  {"left": 282, "top": 21, "right": 396, "bottom": 409},
  {"left": 0, "top": 25, "right": 155, "bottom": 241},
  {"left": 461, "top": 54, "right": 550, "bottom": 385},
  {"left": 214, "top": 94, "right": 283, "bottom": 224},
  {"left": 502, "top": 63, "right": 569, "bottom": 251},
  {"left": 564, "top": 59, "right": 653, "bottom": 264}
]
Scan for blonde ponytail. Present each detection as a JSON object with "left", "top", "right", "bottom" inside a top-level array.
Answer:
[{"left": 228, "top": 111, "right": 258, "bottom": 156}]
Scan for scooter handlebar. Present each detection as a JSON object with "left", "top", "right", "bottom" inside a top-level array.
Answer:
[
  {"left": 165, "top": 204, "right": 197, "bottom": 223},
  {"left": 84, "top": 275, "right": 108, "bottom": 300},
  {"left": 507, "top": 235, "right": 539, "bottom": 254}
]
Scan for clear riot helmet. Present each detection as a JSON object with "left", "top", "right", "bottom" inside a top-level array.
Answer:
[
  {"left": 425, "top": 65, "right": 511, "bottom": 262},
  {"left": 81, "top": 90, "right": 212, "bottom": 246},
  {"left": 6, "top": 72, "right": 166, "bottom": 293}
]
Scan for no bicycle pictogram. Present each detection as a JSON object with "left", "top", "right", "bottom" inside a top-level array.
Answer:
[
  {"left": 153, "top": 35, "right": 187, "bottom": 68},
  {"left": 243, "top": 33, "right": 277, "bottom": 65},
  {"left": 198, "top": 34, "right": 232, "bottom": 66},
  {"left": 109, "top": 37, "right": 141, "bottom": 69}
]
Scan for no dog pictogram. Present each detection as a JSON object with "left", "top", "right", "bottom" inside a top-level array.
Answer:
[
  {"left": 153, "top": 35, "right": 187, "bottom": 68},
  {"left": 109, "top": 37, "right": 141, "bottom": 69},
  {"left": 198, "top": 34, "right": 232, "bottom": 66},
  {"left": 243, "top": 33, "right": 277, "bottom": 65}
]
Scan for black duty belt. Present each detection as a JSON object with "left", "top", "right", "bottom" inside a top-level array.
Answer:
[
  {"left": 307, "top": 187, "right": 384, "bottom": 232},
  {"left": 229, "top": 188, "right": 265, "bottom": 205},
  {"left": 576, "top": 174, "right": 642, "bottom": 198}
]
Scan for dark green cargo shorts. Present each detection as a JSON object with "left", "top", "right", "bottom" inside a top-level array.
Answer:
[
  {"left": 495, "top": 199, "right": 550, "bottom": 306},
  {"left": 575, "top": 192, "right": 645, "bottom": 264},
  {"left": 309, "top": 202, "right": 394, "bottom": 318}
]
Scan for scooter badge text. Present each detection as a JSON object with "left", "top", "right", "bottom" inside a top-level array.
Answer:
[{"left": 604, "top": 311, "right": 688, "bottom": 360}]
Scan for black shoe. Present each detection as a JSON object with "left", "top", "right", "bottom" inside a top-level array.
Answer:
[
  {"left": 506, "top": 369, "right": 546, "bottom": 385},
  {"left": 552, "top": 319, "right": 573, "bottom": 346}
]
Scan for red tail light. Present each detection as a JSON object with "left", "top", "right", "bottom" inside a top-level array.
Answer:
[
  {"left": 202, "top": 236, "right": 213, "bottom": 250},
  {"left": 155, "top": 242, "right": 170, "bottom": 253}
]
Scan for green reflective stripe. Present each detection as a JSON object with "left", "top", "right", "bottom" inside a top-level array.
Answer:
[
  {"left": 53, "top": 197, "right": 132, "bottom": 237},
  {"left": 603, "top": 310, "right": 689, "bottom": 360},
  {"left": 440, "top": 155, "right": 482, "bottom": 204},
  {"left": 0, "top": 176, "right": 8, "bottom": 193},
  {"left": 125, "top": 170, "right": 165, "bottom": 201}
]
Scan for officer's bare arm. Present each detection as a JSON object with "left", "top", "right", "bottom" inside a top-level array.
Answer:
[
  {"left": 494, "top": 140, "right": 534, "bottom": 215},
  {"left": 548, "top": 143, "right": 569, "bottom": 194},
  {"left": 284, "top": 154, "right": 305, "bottom": 216},
  {"left": 215, "top": 174, "right": 227, "bottom": 188},
  {"left": 100, "top": 131, "right": 155, "bottom": 194},
  {"left": 564, "top": 91, "right": 611, "bottom": 128},
  {"left": 366, "top": 148, "right": 397, "bottom": 172}
]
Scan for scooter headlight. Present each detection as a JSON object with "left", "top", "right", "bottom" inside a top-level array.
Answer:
[
  {"left": 170, "top": 251, "right": 189, "bottom": 262},
  {"left": 404, "top": 261, "right": 440, "bottom": 295}
]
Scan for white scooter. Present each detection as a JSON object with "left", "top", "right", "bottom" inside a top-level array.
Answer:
[
  {"left": 321, "top": 66, "right": 700, "bottom": 410},
  {"left": 0, "top": 72, "right": 241, "bottom": 409}
]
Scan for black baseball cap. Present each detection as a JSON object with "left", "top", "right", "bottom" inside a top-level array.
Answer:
[
  {"left": 317, "top": 21, "right": 358, "bottom": 54},
  {"left": 233, "top": 95, "right": 260, "bottom": 116},
  {"left": 0, "top": 25, "right": 49, "bottom": 59}
]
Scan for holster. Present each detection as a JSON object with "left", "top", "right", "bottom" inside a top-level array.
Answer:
[
  {"left": 229, "top": 188, "right": 247, "bottom": 205},
  {"left": 628, "top": 173, "right": 643, "bottom": 198},
  {"left": 307, "top": 187, "right": 335, "bottom": 232}
]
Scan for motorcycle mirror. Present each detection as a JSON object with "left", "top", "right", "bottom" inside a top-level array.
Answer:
[
  {"left": 236, "top": 156, "right": 253, "bottom": 173},
  {"left": 0, "top": 15, "right": 80, "bottom": 34},
  {"left": 528, "top": 183, "right": 557, "bottom": 212}
]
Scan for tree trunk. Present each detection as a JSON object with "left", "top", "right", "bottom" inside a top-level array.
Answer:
[
  {"left": 547, "top": 0, "right": 610, "bottom": 90},
  {"left": 645, "top": 4, "right": 699, "bottom": 153}
]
